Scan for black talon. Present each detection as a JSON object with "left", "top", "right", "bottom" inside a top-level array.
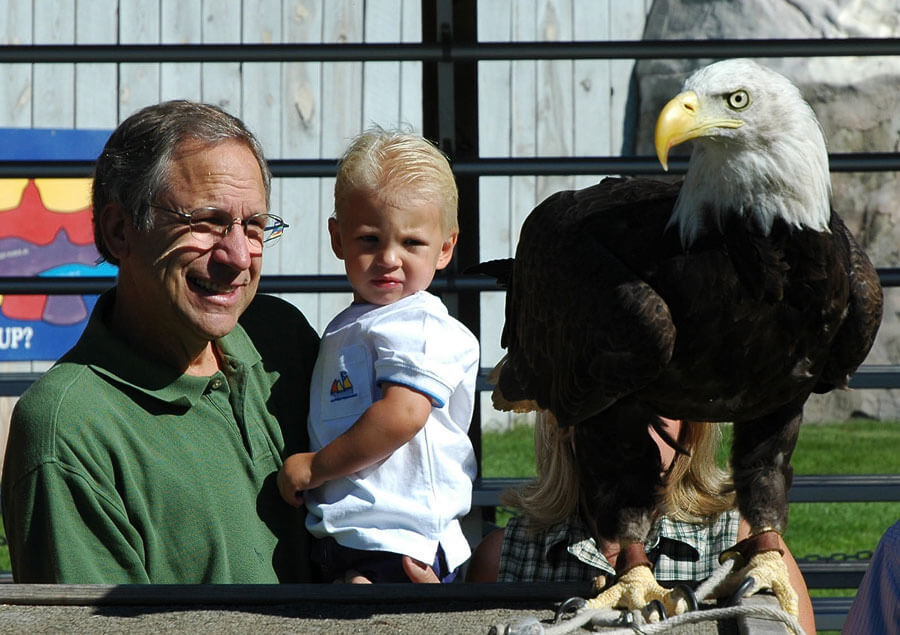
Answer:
[
  {"left": 727, "top": 576, "right": 756, "bottom": 606},
  {"left": 615, "top": 611, "right": 635, "bottom": 626},
  {"left": 675, "top": 583, "right": 699, "bottom": 612},
  {"left": 553, "top": 596, "right": 586, "bottom": 623},
  {"left": 645, "top": 598, "right": 667, "bottom": 621}
]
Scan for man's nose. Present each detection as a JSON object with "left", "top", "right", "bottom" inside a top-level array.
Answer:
[{"left": 213, "top": 223, "right": 254, "bottom": 268}]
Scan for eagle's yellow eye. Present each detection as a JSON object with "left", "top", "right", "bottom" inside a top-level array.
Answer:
[{"left": 727, "top": 89, "right": 751, "bottom": 111}]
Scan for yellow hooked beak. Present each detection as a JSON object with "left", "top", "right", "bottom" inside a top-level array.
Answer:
[{"left": 654, "top": 90, "right": 744, "bottom": 171}]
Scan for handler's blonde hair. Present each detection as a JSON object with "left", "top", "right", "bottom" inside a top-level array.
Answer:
[{"left": 501, "top": 412, "right": 735, "bottom": 530}]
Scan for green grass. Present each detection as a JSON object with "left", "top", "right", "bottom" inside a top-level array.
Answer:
[
  {"left": 786, "top": 421, "right": 899, "bottom": 561},
  {"left": 480, "top": 420, "right": 537, "bottom": 479}
]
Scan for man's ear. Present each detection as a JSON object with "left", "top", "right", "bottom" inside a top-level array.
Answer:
[
  {"left": 328, "top": 216, "right": 344, "bottom": 259},
  {"left": 436, "top": 231, "right": 458, "bottom": 270},
  {"left": 97, "top": 202, "right": 130, "bottom": 261}
]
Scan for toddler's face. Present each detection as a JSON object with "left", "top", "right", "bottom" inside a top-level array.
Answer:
[{"left": 330, "top": 188, "right": 457, "bottom": 305}]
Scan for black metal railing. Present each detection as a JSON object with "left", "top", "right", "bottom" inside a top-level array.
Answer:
[
  {"left": 0, "top": 37, "right": 899, "bottom": 64},
  {"left": 1, "top": 29, "right": 898, "bottom": 629}
]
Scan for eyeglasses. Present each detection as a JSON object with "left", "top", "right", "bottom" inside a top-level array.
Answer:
[{"left": 150, "top": 204, "right": 288, "bottom": 250}]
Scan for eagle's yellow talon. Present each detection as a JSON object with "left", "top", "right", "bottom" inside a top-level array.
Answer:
[
  {"left": 584, "top": 565, "right": 687, "bottom": 616},
  {"left": 718, "top": 550, "right": 799, "bottom": 617}
]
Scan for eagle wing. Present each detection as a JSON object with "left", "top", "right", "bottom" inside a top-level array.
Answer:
[
  {"left": 495, "top": 177, "right": 681, "bottom": 426},
  {"left": 815, "top": 213, "right": 884, "bottom": 392}
]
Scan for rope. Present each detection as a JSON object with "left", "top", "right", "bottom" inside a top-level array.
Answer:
[
  {"left": 489, "top": 558, "right": 807, "bottom": 635},
  {"left": 497, "top": 602, "right": 804, "bottom": 635},
  {"left": 692, "top": 553, "right": 736, "bottom": 602},
  {"left": 583, "top": 603, "right": 805, "bottom": 634}
]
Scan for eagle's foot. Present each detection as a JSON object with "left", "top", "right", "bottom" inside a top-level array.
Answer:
[
  {"left": 585, "top": 565, "right": 689, "bottom": 618},
  {"left": 717, "top": 532, "right": 799, "bottom": 617}
]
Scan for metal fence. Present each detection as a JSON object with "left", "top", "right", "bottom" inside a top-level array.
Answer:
[{"left": 1, "top": 10, "right": 899, "bottom": 629}]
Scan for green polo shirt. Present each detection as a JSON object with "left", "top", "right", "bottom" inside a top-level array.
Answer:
[{"left": 1, "top": 291, "right": 319, "bottom": 583}]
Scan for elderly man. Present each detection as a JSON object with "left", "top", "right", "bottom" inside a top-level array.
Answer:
[{"left": 1, "top": 100, "right": 319, "bottom": 583}]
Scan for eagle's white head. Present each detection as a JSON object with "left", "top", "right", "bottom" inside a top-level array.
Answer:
[{"left": 655, "top": 59, "right": 831, "bottom": 248}]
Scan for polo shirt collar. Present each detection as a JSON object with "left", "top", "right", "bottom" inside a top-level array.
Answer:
[{"left": 65, "top": 289, "right": 260, "bottom": 408}]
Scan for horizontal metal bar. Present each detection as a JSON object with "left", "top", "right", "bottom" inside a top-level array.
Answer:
[
  {"left": 268, "top": 158, "right": 338, "bottom": 177},
  {"left": 0, "top": 161, "right": 96, "bottom": 178},
  {"left": 470, "top": 38, "right": 900, "bottom": 60},
  {"left": 477, "top": 365, "right": 900, "bottom": 391},
  {"left": 3, "top": 268, "right": 900, "bottom": 295},
  {"left": 472, "top": 474, "right": 900, "bottom": 507},
  {"left": 0, "top": 274, "right": 501, "bottom": 295},
  {"left": 7, "top": 364, "right": 900, "bottom": 396},
  {"left": 0, "top": 43, "right": 446, "bottom": 64},
  {"left": 0, "top": 159, "right": 341, "bottom": 179},
  {"left": 811, "top": 598, "right": 853, "bottom": 632},
  {"left": 790, "top": 474, "right": 900, "bottom": 502},
  {"left": 800, "top": 561, "right": 868, "bottom": 589},
  {"left": 0, "top": 373, "right": 42, "bottom": 397},
  {"left": 456, "top": 153, "right": 900, "bottom": 176},
  {"left": 876, "top": 269, "right": 900, "bottom": 287},
  {"left": 1, "top": 152, "right": 897, "bottom": 179},
  {"left": 1, "top": 38, "right": 899, "bottom": 64},
  {"left": 848, "top": 365, "right": 900, "bottom": 389},
  {"left": 0, "top": 277, "right": 115, "bottom": 295}
]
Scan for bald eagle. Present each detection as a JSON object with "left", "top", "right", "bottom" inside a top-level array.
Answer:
[{"left": 479, "top": 59, "right": 882, "bottom": 616}]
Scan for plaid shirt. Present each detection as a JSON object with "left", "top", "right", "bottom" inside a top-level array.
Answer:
[{"left": 498, "top": 510, "right": 740, "bottom": 585}]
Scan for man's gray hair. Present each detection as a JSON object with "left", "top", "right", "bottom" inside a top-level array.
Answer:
[{"left": 91, "top": 100, "right": 271, "bottom": 265}]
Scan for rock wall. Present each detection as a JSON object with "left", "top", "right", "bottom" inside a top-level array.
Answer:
[{"left": 630, "top": 0, "right": 900, "bottom": 421}]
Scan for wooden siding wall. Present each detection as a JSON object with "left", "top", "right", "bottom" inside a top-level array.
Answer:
[
  {"left": 0, "top": 0, "right": 424, "bottom": 336},
  {"left": 0, "top": 0, "right": 653, "bottom": 436}
]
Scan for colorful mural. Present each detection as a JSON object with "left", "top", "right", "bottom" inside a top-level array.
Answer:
[{"left": 0, "top": 129, "right": 114, "bottom": 361}]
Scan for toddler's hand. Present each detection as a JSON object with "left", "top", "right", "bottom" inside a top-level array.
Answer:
[{"left": 277, "top": 452, "right": 316, "bottom": 507}]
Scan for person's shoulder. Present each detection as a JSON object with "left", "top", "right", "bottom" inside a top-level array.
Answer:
[
  {"left": 8, "top": 362, "right": 98, "bottom": 468},
  {"left": 15, "top": 362, "right": 95, "bottom": 421},
  {"left": 242, "top": 294, "right": 313, "bottom": 330},
  {"left": 240, "top": 294, "right": 319, "bottom": 352},
  {"left": 503, "top": 513, "right": 546, "bottom": 541},
  {"left": 371, "top": 293, "right": 479, "bottom": 359},
  {"left": 415, "top": 291, "right": 479, "bottom": 345},
  {"left": 884, "top": 518, "right": 900, "bottom": 544}
]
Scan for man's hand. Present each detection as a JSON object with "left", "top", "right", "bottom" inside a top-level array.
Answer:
[
  {"left": 402, "top": 556, "right": 440, "bottom": 583},
  {"left": 277, "top": 452, "right": 316, "bottom": 507},
  {"left": 339, "top": 556, "right": 441, "bottom": 584}
]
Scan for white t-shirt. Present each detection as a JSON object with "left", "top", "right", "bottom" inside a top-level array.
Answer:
[{"left": 304, "top": 291, "right": 479, "bottom": 570}]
